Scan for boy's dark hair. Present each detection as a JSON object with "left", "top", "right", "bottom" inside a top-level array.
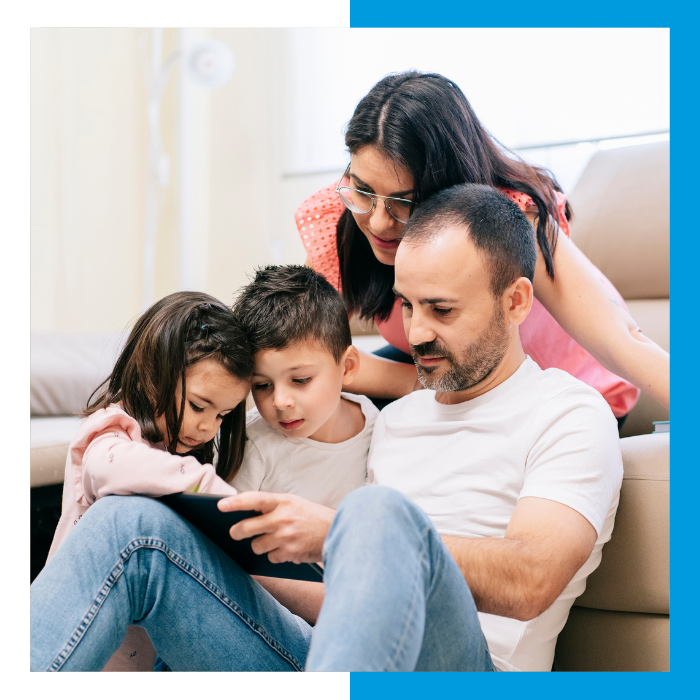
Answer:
[
  {"left": 337, "top": 70, "right": 569, "bottom": 323},
  {"left": 401, "top": 183, "right": 537, "bottom": 297},
  {"left": 84, "top": 291, "right": 254, "bottom": 482},
  {"left": 233, "top": 265, "right": 352, "bottom": 363}
]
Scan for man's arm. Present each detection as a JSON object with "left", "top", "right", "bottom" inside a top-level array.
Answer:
[
  {"left": 219, "top": 492, "right": 598, "bottom": 623},
  {"left": 443, "top": 496, "right": 597, "bottom": 621}
]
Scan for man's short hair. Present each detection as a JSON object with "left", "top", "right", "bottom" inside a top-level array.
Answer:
[
  {"left": 233, "top": 264, "right": 352, "bottom": 362},
  {"left": 401, "top": 184, "right": 538, "bottom": 297}
]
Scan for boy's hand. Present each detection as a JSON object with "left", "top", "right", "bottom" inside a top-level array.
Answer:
[{"left": 218, "top": 492, "right": 335, "bottom": 564}]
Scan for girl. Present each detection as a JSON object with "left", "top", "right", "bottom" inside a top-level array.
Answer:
[
  {"left": 46, "top": 290, "right": 253, "bottom": 670},
  {"left": 297, "top": 71, "right": 670, "bottom": 423}
]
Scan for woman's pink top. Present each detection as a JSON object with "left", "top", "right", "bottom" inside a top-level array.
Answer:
[
  {"left": 48, "top": 404, "right": 237, "bottom": 561},
  {"left": 296, "top": 184, "right": 639, "bottom": 417}
]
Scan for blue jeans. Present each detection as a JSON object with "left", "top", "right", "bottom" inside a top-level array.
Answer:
[{"left": 31, "top": 487, "right": 493, "bottom": 672}]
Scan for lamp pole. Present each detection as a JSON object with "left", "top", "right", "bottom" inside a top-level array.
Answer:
[{"left": 140, "top": 30, "right": 234, "bottom": 310}]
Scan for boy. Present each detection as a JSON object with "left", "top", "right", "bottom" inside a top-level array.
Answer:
[{"left": 231, "top": 265, "right": 378, "bottom": 508}]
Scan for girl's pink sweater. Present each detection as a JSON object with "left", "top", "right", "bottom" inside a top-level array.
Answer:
[{"left": 48, "top": 404, "right": 236, "bottom": 561}]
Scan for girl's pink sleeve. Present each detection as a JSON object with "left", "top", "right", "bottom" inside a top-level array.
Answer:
[{"left": 71, "top": 409, "right": 236, "bottom": 506}]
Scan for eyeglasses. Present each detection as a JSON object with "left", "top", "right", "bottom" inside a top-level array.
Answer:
[{"left": 335, "top": 165, "right": 413, "bottom": 224}]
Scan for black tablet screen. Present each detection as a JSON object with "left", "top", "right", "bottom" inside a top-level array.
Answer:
[{"left": 157, "top": 492, "right": 323, "bottom": 582}]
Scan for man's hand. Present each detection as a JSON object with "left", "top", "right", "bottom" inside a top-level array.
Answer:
[{"left": 218, "top": 491, "right": 335, "bottom": 564}]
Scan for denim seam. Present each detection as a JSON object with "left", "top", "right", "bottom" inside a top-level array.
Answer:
[
  {"left": 420, "top": 528, "right": 493, "bottom": 672},
  {"left": 386, "top": 523, "right": 433, "bottom": 672},
  {"left": 47, "top": 538, "right": 306, "bottom": 672}
]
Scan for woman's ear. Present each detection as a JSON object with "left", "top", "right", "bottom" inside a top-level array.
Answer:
[
  {"left": 504, "top": 277, "right": 534, "bottom": 326},
  {"left": 341, "top": 345, "right": 361, "bottom": 386}
]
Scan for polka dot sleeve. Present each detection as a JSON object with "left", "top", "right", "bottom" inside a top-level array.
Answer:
[
  {"left": 500, "top": 188, "right": 571, "bottom": 238},
  {"left": 294, "top": 184, "right": 344, "bottom": 291}
]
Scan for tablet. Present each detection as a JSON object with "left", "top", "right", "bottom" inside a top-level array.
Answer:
[{"left": 158, "top": 492, "right": 323, "bottom": 583}]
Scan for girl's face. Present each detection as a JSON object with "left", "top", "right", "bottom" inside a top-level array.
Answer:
[
  {"left": 156, "top": 358, "right": 250, "bottom": 453},
  {"left": 347, "top": 145, "right": 414, "bottom": 266}
]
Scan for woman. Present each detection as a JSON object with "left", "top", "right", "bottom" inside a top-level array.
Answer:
[{"left": 297, "top": 71, "right": 670, "bottom": 423}]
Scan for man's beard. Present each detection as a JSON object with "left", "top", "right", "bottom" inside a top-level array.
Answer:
[{"left": 410, "top": 303, "right": 510, "bottom": 393}]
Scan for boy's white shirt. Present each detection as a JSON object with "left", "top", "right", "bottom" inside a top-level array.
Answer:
[{"left": 231, "top": 392, "right": 379, "bottom": 509}]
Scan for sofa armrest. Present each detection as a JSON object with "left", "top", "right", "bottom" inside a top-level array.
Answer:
[{"left": 576, "top": 432, "right": 669, "bottom": 614}]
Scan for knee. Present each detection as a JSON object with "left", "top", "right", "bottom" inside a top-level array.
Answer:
[
  {"left": 84, "top": 495, "right": 176, "bottom": 535},
  {"left": 338, "top": 484, "right": 405, "bottom": 514},
  {"left": 333, "top": 486, "right": 431, "bottom": 538}
]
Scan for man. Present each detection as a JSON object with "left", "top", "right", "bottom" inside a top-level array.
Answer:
[
  {"left": 31, "top": 184, "right": 622, "bottom": 672},
  {"left": 229, "top": 182, "right": 623, "bottom": 672}
]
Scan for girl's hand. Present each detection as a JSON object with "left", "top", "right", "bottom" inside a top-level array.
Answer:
[{"left": 218, "top": 492, "right": 335, "bottom": 564}]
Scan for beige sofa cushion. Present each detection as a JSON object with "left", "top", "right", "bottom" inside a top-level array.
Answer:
[
  {"left": 568, "top": 141, "right": 669, "bottom": 300},
  {"left": 621, "top": 391, "right": 669, "bottom": 439},
  {"left": 31, "top": 416, "right": 82, "bottom": 487},
  {"left": 576, "top": 433, "right": 669, "bottom": 614},
  {"left": 554, "top": 608, "right": 669, "bottom": 672}
]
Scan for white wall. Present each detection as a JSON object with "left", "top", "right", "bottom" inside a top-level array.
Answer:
[
  {"left": 280, "top": 28, "right": 670, "bottom": 175},
  {"left": 31, "top": 28, "right": 149, "bottom": 332}
]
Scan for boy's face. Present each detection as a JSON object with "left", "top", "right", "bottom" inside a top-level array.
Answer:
[{"left": 251, "top": 341, "right": 358, "bottom": 442}]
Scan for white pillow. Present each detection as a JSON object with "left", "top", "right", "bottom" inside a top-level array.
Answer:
[{"left": 31, "top": 332, "right": 126, "bottom": 416}]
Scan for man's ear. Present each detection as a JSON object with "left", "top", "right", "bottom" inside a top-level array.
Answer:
[
  {"left": 341, "top": 345, "right": 361, "bottom": 386},
  {"left": 503, "top": 277, "right": 533, "bottom": 326}
]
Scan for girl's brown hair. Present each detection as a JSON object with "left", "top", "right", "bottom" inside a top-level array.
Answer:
[
  {"left": 338, "top": 70, "right": 572, "bottom": 322},
  {"left": 85, "top": 291, "right": 253, "bottom": 481}
]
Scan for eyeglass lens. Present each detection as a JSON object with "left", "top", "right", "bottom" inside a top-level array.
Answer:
[{"left": 337, "top": 187, "right": 410, "bottom": 224}]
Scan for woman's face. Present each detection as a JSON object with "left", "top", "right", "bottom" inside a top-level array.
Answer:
[{"left": 347, "top": 145, "right": 414, "bottom": 266}]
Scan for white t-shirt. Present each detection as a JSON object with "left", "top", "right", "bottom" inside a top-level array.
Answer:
[
  {"left": 232, "top": 393, "right": 379, "bottom": 509},
  {"left": 367, "top": 357, "right": 623, "bottom": 672}
]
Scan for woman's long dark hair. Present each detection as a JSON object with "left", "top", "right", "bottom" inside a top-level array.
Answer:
[
  {"left": 84, "top": 291, "right": 254, "bottom": 482},
  {"left": 338, "top": 71, "right": 572, "bottom": 322}
]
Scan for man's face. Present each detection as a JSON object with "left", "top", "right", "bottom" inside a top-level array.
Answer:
[{"left": 394, "top": 226, "right": 511, "bottom": 394}]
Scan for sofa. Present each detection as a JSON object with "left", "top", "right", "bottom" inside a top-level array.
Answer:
[
  {"left": 552, "top": 140, "right": 670, "bottom": 670},
  {"left": 30, "top": 141, "right": 669, "bottom": 670}
]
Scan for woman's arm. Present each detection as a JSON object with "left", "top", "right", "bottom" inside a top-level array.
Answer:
[
  {"left": 532, "top": 225, "right": 670, "bottom": 408},
  {"left": 344, "top": 350, "right": 418, "bottom": 399}
]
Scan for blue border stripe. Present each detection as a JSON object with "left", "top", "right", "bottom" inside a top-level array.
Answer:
[
  {"left": 349, "top": 1, "right": 674, "bottom": 27},
  {"left": 351, "top": 672, "right": 673, "bottom": 695}
]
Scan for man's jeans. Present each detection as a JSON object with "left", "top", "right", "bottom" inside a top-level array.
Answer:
[{"left": 31, "top": 486, "right": 494, "bottom": 672}]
